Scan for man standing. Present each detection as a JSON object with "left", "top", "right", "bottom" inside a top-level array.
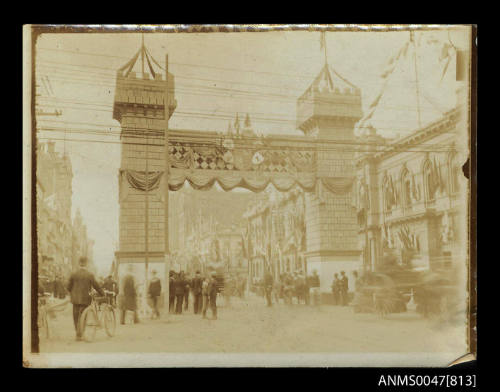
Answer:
[
  {"left": 331, "top": 273, "right": 340, "bottom": 305},
  {"left": 263, "top": 270, "right": 274, "bottom": 307},
  {"left": 148, "top": 270, "right": 162, "bottom": 319},
  {"left": 201, "top": 276, "right": 210, "bottom": 319},
  {"left": 207, "top": 271, "right": 219, "bottom": 320},
  {"left": 192, "top": 271, "right": 203, "bottom": 314},
  {"left": 103, "top": 274, "right": 119, "bottom": 306},
  {"left": 175, "top": 271, "right": 186, "bottom": 314},
  {"left": 340, "top": 271, "right": 349, "bottom": 306},
  {"left": 169, "top": 271, "right": 176, "bottom": 313},
  {"left": 183, "top": 273, "right": 191, "bottom": 311},
  {"left": 309, "top": 270, "right": 321, "bottom": 306},
  {"left": 54, "top": 274, "right": 66, "bottom": 299},
  {"left": 120, "top": 264, "right": 139, "bottom": 324},
  {"left": 67, "top": 257, "right": 104, "bottom": 341}
]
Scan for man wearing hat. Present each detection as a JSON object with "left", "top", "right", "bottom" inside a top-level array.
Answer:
[
  {"left": 191, "top": 271, "right": 203, "bottom": 314},
  {"left": 120, "top": 264, "right": 140, "bottom": 324},
  {"left": 204, "top": 271, "right": 219, "bottom": 320},
  {"left": 147, "top": 270, "right": 162, "bottom": 319},
  {"left": 103, "top": 274, "right": 119, "bottom": 307},
  {"left": 67, "top": 257, "right": 104, "bottom": 341}
]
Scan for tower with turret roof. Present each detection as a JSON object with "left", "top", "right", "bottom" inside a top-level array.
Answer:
[
  {"left": 297, "top": 62, "right": 363, "bottom": 290},
  {"left": 113, "top": 41, "right": 176, "bottom": 288}
]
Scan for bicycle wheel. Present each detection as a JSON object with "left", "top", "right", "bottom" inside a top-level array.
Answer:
[
  {"left": 103, "top": 305, "right": 116, "bottom": 337},
  {"left": 38, "top": 308, "right": 50, "bottom": 340},
  {"left": 79, "top": 307, "right": 98, "bottom": 342}
]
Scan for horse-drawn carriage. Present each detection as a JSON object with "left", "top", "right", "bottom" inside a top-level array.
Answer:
[
  {"left": 351, "top": 266, "right": 459, "bottom": 319},
  {"left": 351, "top": 272, "right": 409, "bottom": 316}
]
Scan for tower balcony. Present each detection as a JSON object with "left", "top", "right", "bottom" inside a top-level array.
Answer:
[{"left": 113, "top": 70, "right": 177, "bottom": 123}]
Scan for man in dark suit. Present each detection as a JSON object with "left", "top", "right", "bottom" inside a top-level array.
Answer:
[
  {"left": 183, "top": 273, "right": 191, "bottom": 311},
  {"left": 120, "top": 264, "right": 140, "bottom": 324},
  {"left": 67, "top": 257, "right": 104, "bottom": 341},
  {"left": 120, "top": 264, "right": 139, "bottom": 324},
  {"left": 169, "top": 271, "right": 176, "bottom": 313},
  {"left": 175, "top": 271, "right": 186, "bottom": 314},
  {"left": 191, "top": 271, "right": 203, "bottom": 314},
  {"left": 207, "top": 271, "right": 219, "bottom": 320},
  {"left": 147, "top": 270, "right": 162, "bottom": 319},
  {"left": 340, "top": 271, "right": 349, "bottom": 306},
  {"left": 103, "top": 274, "right": 119, "bottom": 307}
]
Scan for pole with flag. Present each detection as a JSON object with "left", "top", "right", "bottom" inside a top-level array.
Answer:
[{"left": 320, "top": 31, "right": 327, "bottom": 65}]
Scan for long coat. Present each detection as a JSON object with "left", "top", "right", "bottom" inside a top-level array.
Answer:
[
  {"left": 174, "top": 277, "right": 186, "bottom": 296},
  {"left": 67, "top": 268, "right": 103, "bottom": 306},
  {"left": 192, "top": 276, "right": 203, "bottom": 295},
  {"left": 121, "top": 274, "right": 137, "bottom": 311}
]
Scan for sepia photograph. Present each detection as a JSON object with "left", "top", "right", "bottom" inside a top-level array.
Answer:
[{"left": 22, "top": 24, "right": 475, "bottom": 368}]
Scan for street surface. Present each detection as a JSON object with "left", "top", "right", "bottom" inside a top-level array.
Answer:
[{"left": 40, "top": 294, "right": 465, "bottom": 354}]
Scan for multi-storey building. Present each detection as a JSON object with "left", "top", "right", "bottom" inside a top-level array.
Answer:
[
  {"left": 244, "top": 188, "right": 307, "bottom": 283},
  {"left": 353, "top": 94, "right": 467, "bottom": 274},
  {"left": 36, "top": 142, "right": 74, "bottom": 279},
  {"left": 71, "top": 208, "right": 96, "bottom": 274},
  {"left": 353, "top": 50, "right": 469, "bottom": 277}
]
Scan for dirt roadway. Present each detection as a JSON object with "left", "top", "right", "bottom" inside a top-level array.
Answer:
[{"left": 39, "top": 294, "right": 466, "bottom": 354}]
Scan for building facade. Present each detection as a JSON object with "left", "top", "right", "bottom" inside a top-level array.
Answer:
[
  {"left": 36, "top": 142, "right": 95, "bottom": 280},
  {"left": 244, "top": 188, "right": 308, "bottom": 284},
  {"left": 353, "top": 86, "right": 468, "bottom": 274}
]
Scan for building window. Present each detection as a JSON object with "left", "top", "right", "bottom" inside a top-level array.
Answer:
[
  {"left": 449, "top": 154, "right": 461, "bottom": 194},
  {"left": 401, "top": 169, "right": 412, "bottom": 210},
  {"left": 423, "top": 160, "right": 435, "bottom": 202},
  {"left": 383, "top": 177, "right": 391, "bottom": 212}
]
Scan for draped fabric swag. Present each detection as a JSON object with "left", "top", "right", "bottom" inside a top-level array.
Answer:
[
  {"left": 121, "top": 168, "right": 354, "bottom": 195},
  {"left": 168, "top": 169, "right": 316, "bottom": 193},
  {"left": 123, "top": 169, "right": 164, "bottom": 192},
  {"left": 319, "top": 177, "right": 355, "bottom": 195}
]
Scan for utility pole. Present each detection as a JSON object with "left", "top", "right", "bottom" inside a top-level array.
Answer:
[
  {"left": 163, "top": 54, "right": 171, "bottom": 317},
  {"left": 144, "top": 131, "right": 150, "bottom": 315}
]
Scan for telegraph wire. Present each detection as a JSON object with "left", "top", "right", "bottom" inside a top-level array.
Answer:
[
  {"left": 36, "top": 131, "right": 461, "bottom": 154},
  {"left": 36, "top": 119, "right": 459, "bottom": 150},
  {"left": 34, "top": 71, "right": 429, "bottom": 115},
  {"left": 36, "top": 101, "right": 459, "bottom": 134}
]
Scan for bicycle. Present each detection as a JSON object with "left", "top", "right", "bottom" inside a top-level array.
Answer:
[
  {"left": 79, "top": 290, "right": 116, "bottom": 342},
  {"left": 38, "top": 293, "right": 51, "bottom": 340}
]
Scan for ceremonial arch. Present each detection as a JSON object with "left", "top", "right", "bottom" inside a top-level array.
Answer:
[{"left": 113, "top": 44, "right": 363, "bottom": 296}]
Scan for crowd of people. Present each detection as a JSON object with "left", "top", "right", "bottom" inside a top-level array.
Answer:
[
  {"left": 48, "top": 256, "right": 363, "bottom": 342},
  {"left": 253, "top": 269, "right": 355, "bottom": 307},
  {"left": 38, "top": 274, "right": 67, "bottom": 299},
  {"left": 167, "top": 270, "right": 219, "bottom": 319}
]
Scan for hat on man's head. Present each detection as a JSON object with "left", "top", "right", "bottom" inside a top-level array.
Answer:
[
  {"left": 79, "top": 257, "right": 88, "bottom": 266},
  {"left": 152, "top": 270, "right": 157, "bottom": 275},
  {"left": 196, "top": 270, "right": 201, "bottom": 274}
]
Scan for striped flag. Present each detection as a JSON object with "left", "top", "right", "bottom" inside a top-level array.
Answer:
[{"left": 439, "top": 42, "right": 454, "bottom": 81}]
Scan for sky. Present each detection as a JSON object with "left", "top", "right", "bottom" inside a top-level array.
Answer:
[{"left": 34, "top": 27, "right": 470, "bottom": 276}]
